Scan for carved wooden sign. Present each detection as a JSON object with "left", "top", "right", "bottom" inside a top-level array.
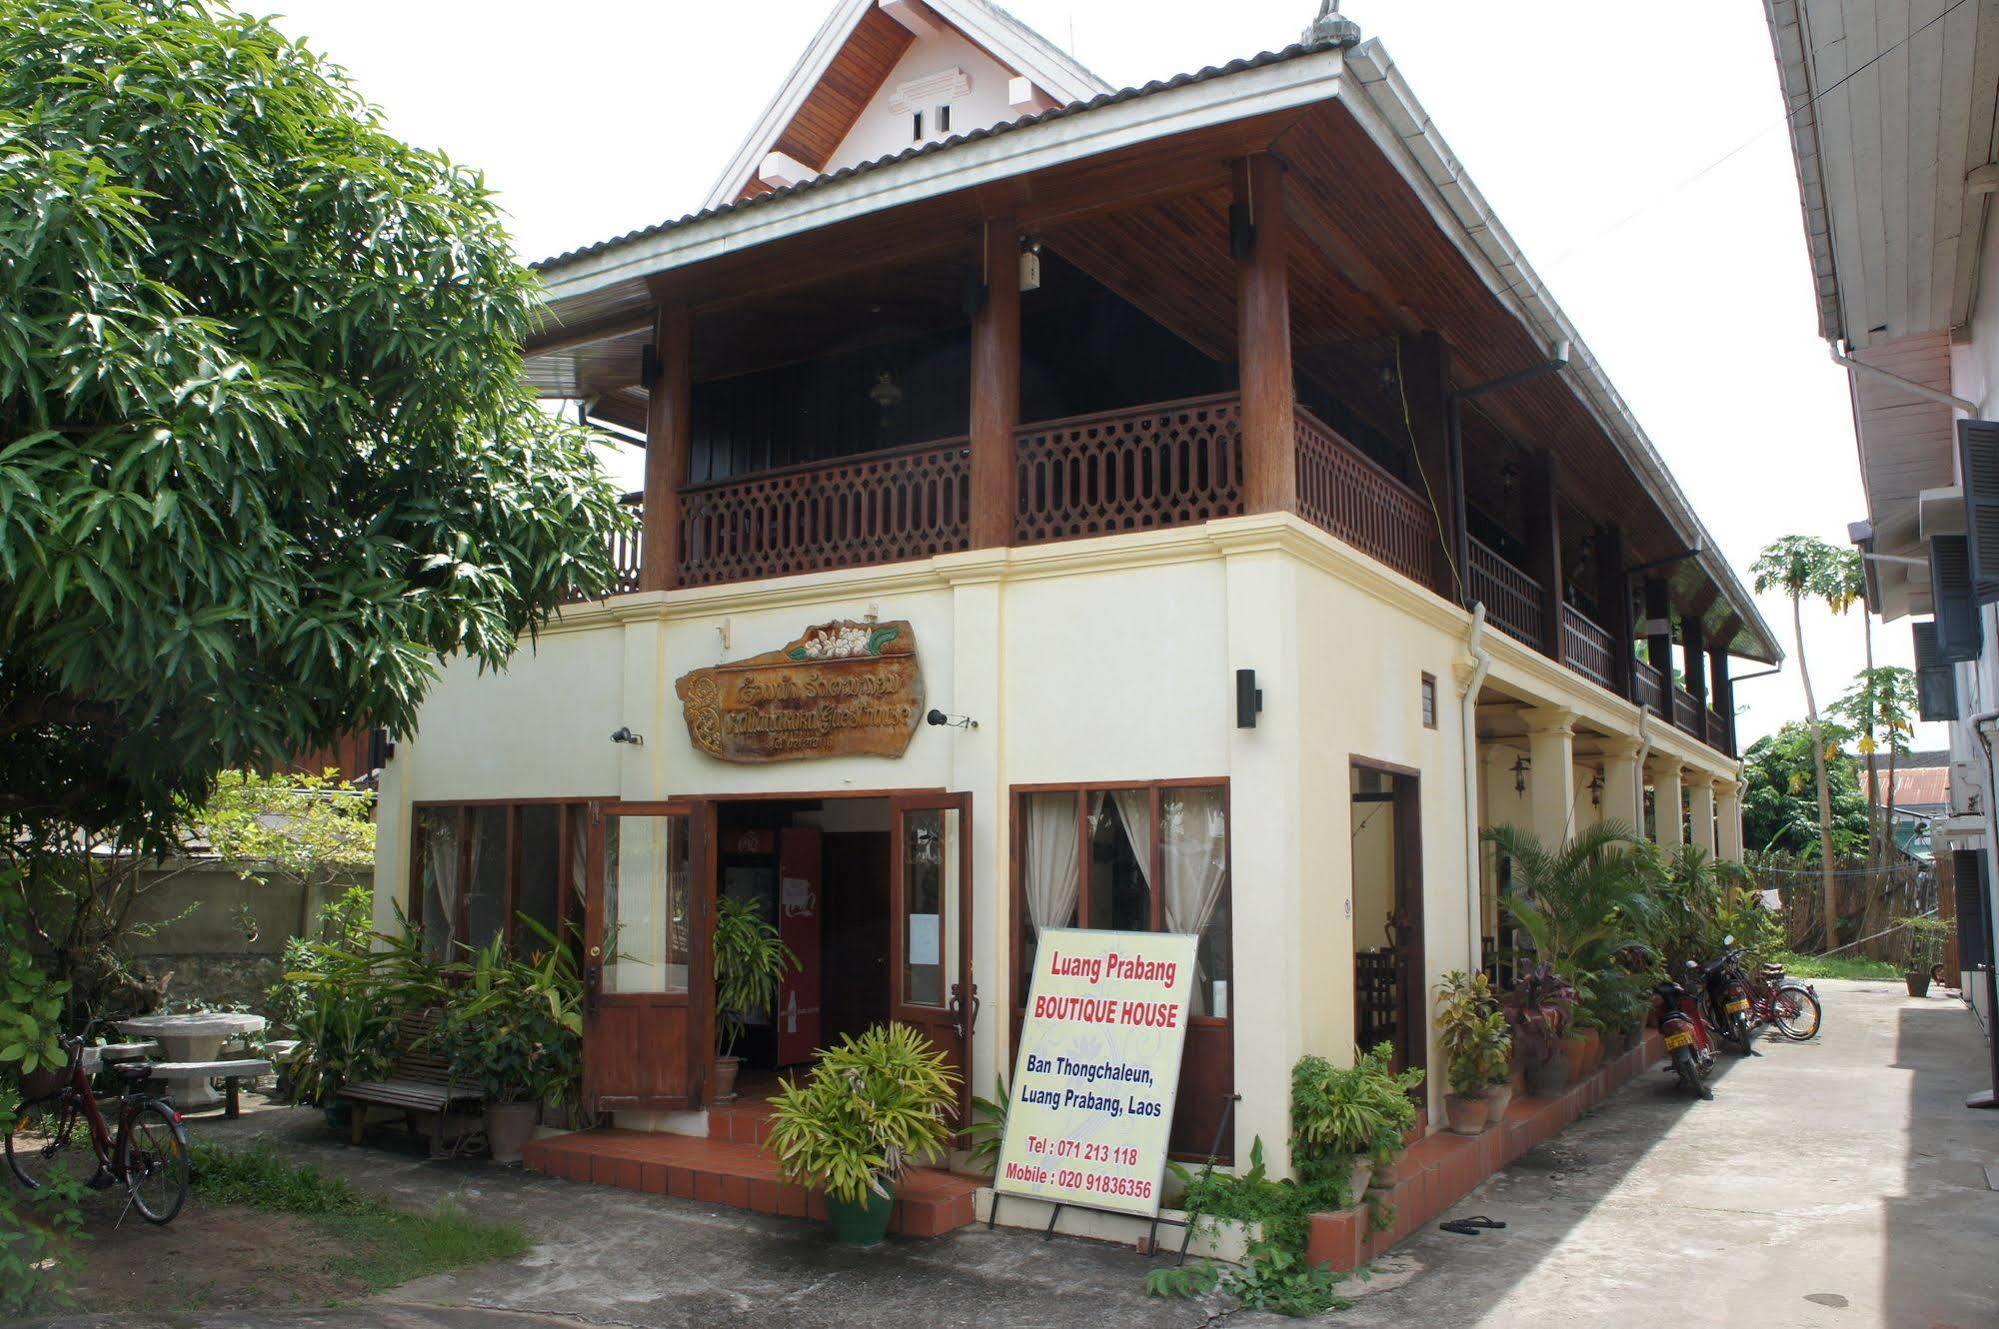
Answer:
[{"left": 674, "top": 620, "right": 924, "bottom": 763}]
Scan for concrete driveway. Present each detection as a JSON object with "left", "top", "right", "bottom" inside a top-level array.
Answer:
[{"left": 19, "top": 979, "right": 1999, "bottom": 1328}]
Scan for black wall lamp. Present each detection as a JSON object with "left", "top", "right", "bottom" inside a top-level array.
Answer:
[
  {"left": 926, "top": 709, "right": 978, "bottom": 731},
  {"left": 1588, "top": 767, "right": 1605, "bottom": 807},
  {"left": 1236, "top": 669, "right": 1263, "bottom": 729},
  {"left": 1511, "top": 753, "right": 1531, "bottom": 794},
  {"left": 610, "top": 727, "right": 644, "bottom": 746}
]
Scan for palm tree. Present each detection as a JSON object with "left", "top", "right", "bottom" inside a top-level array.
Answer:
[
  {"left": 1483, "top": 821, "right": 1663, "bottom": 977},
  {"left": 1824, "top": 548, "right": 1879, "bottom": 869},
  {"left": 1751, "top": 534, "right": 1849, "bottom": 946}
]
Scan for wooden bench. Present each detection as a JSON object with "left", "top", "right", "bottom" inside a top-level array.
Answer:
[
  {"left": 150, "top": 1058, "right": 273, "bottom": 1118},
  {"left": 336, "top": 1011, "right": 483, "bottom": 1157}
]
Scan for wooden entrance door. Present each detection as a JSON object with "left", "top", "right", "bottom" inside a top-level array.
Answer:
[
  {"left": 888, "top": 794, "right": 973, "bottom": 1125},
  {"left": 582, "top": 801, "right": 710, "bottom": 1114}
]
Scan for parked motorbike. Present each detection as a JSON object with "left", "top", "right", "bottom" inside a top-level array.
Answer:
[
  {"left": 1700, "top": 937, "right": 1757, "bottom": 1055},
  {"left": 1657, "top": 964, "right": 1716, "bottom": 1099}
]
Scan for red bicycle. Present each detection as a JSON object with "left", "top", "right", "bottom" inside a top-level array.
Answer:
[
  {"left": 5, "top": 1025, "right": 190, "bottom": 1224},
  {"left": 1748, "top": 969, "right": 1822, "bottom": 1041}
]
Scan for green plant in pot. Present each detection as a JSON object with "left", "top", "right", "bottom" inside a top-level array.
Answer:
[
  {"left": 1897, "top": 915, "right": 1954, "bottom": 997},
  {"left": 1436, "top": 971, "right": 1511, "bottom": 1130},
  {"left": 1499, "top": 962, "right": 1575, "bottom": 1097},
  {"left": 1290, "top": 1042, "right": 1423, "bottom": 1195},
  {"left": 713, "top": 897, "right": 796, "bottom": 1103},
  {"left": 762, "top": 1023, "right": 959, "bottom": 1245},
  {"left": 437, "top": 925, "right": 585, "bottom": 1164}
]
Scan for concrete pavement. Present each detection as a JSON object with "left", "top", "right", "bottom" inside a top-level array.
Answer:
[{"left": 17, "top": 979, "right": 1998, "bottom": 1328}]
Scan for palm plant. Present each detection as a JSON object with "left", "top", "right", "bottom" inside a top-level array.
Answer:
[
  {"left": 1751, "top": 534, "right": 1853, "bottom": 945},
  {"left": 1831, "top": 666, "right": 1918, "bottom": 881},
  {"left": 1484, "top": 821, "right": 1662, "bottom": 980},
  {"left": 713, "top": 897, "right": 796, "bottom": 1059}
]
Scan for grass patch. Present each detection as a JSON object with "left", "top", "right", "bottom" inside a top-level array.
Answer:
[
  {"left": 191, "top": 1143, "right": 527, "bottom": 1289},
  {"left": 1771, "top": 950, "right": 1901, "bottom": 981}
]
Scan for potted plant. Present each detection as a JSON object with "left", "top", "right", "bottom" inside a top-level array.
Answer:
[
  {"left": 762, "top": 1023, "right": 959, "bottom": 1245},
  {"left": 713, "top": 897, "right": 796, "bottom": 1103},
  {"left": 1435, "top": 971, "right": 1505, "bottom": 1134},
  {"left": 1291, "top": 1043, "right": 1424, "bottom": 1195},
  {"left": 438, "top": 930, "right": 584, "bottom": 1164},
  {"left": 1500, "top": 963, "right": 1576, "bottom": 1097},
  {"left": 1898, "top": 915, "right": 1954, "bottom": 997}
]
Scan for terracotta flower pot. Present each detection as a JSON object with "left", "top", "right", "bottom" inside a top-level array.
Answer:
[
  {"left": 712, "top": 1054, "right": 743, "bottom": 1103},
  {"left": 1443, "top": 1093, "right": 1490, "bottom": 1136},
  {"left": 1579, "top": 1027, "right": 1602, "bottom": 1077},
  {"left": 1524, "top": 1051, "right": 1569, "bottom": 1097},
  {"left": 1906, "top": 971, "right": 1933, "bottom": 998},
  {"left": 1561, "top": 1034, "right": 1589, "bottom": 1084},
  {"left": 1348, "top": 1157, "right": 1375, "bottom": 1198},
  {"left": 1482, "top": 1081, "right": 1514, "bottom": 1125},
  {"left": 484, "top": 1100, "right": 540, "bottom": 1164}
]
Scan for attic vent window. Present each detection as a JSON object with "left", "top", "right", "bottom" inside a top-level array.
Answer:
[
  {"left": 888, "top": 67, "right": 972, "bottom": 115},
  {"left": 939, "top": 104, "right": 951, "bottom": 133},
  {"left": 912, "top": 110, "right": 923, "bottom": 141}
]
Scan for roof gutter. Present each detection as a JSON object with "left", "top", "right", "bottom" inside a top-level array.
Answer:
[{"left": 1830, "top": 340, "right": 1977, "bottom": 414}]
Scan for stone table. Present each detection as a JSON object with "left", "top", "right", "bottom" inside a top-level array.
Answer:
[{"left": 117, "top": 1012, "right": 267, "bottom": 1108}]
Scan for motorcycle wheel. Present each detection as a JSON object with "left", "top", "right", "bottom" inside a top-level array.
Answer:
[
  {"left": 1671, "top": 1047, "right": 1712, "bottom": 1100},
  {"left": 1731, "top": 1014, "right": 1755, "bottom": 1054},
  {"left": 1772, "top": 985, "right": 1822, "bottom": 1041}
]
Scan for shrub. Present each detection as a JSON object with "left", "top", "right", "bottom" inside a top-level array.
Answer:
[{"left": 762, "top": 1023, "right": 957, "bottom": 1204}]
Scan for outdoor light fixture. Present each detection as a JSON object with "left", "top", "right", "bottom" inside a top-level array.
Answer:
[
  {"left": 1236, "top": 669, "right": 1263, "bottom": 729},
  {"left": 868, "top": 370, "right": 903, "bottom": 412},
  {"left": 926, "top": 709, "right": 978, "bottom": 730},
  {"left": 609, "top": 727, "right": 643, "bottom": 746},
  {"left": 1511, "top": 753, "right": 1531, "bottom": 795},
  {"left": 1588, "top": 768, "right": 1605, "bottom": 808}
]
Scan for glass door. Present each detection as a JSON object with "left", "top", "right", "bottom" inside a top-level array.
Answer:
[
  {"left": 889, "top": 794, "right": 973, "bottom": 1125},
  {"left": 582, "top": 802, "right": 709, "bottom": 1112}
]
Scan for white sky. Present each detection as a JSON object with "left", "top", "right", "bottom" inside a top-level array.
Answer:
[{"left": 247, "top": 0, "right": 1913, "bottom": 750}]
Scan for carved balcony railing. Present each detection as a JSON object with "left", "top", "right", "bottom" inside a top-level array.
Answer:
[
  {"left": 1561, "top": 606, "right": 1617, "bottom": 692},
  {"left": 1633, "top": 659, "right": 1665, "bottom": 716},
  {"left": 1671, "top": 685, "right": 1700, "bottom": 736},
  {"left": 1295, "top": 408, "right": 1432, "bottom": 585},
  {"left": 1014, "top": 393, "right": 1243, "bottom": 544},
  {"left": 1706, "top": 706, "right": 1731, "bottom": 754},
  {"left": 1468, "top": 537, "right": 1543, "bottom": 648},
  {"left": 609, "top": 495, "right": 643, "bottom": 594},
  {"left": 678, "top": 439, "right": 971, "bottom": 587}
]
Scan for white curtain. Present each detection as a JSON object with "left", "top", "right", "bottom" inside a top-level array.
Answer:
[
  {"left": 567, "top": 804, "right": 588, "bottom": 940},
  {"left": 419, "top": 810, "right": 463, "bottom": 959},
  {"left": 1111, "top": 789, "right": 1152, "bottom": 895},
  {"left": 1023, "top": 794, "right": 1081, "bottom": 935},
  {"left": 1161, "top": 788, "right": 1228, "bottom": 939}
]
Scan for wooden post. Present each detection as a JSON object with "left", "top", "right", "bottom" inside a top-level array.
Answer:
[
  {"left": 641, "top": 301, "right": 692, "bottom": 593},
  {"left": 1708, "top": 645, "right": 1734, "bottom": 756},
  {"left": 1644, "top": 578, "right": 1674, "bottom": 714},
  {"left": 1398, "top": 331, "right": 1458, "bottom": 599},
  {"left": 1682, "top": 614, "right": 1708, "bottom": 742},
  {"left": 1521, "top": 449, "right": 1562, "bottom": 661},
  {"left": 1234, "top": 155, "right": 1296, "bottom": 515},
  {"left": 969, "top": 217, "right": 1020, "bottom": 549},
  {"left": 1594, "top": 525, "right": 1633, "bottom": 700}
]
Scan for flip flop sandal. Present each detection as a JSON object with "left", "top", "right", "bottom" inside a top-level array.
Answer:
[
  {"left": 1439, "top": 1220, "right": 1484, "bottom": 1236},
  {"left": 1463, "top": 1216, "right": 1507, "bottom": 1229}
]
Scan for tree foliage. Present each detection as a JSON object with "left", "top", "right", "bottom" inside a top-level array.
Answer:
[
  {"left": 1741, "top": 720, "right": 1870, "bottom": 860},
  {"left": 0, "top": 0, "right": 632, "bottom": 852}
]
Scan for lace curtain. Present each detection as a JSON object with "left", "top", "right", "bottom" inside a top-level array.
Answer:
[
  {"left": 1161, "top": 787, "right": 1228, "bottom": 939},
  {"left": 1023, "top": 793, "right": 1081, "bottom": 935},
  {"left": 418, "top": 809, "right": 463, "bottom": 960}
]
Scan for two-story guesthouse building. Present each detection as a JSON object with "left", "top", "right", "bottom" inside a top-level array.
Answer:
[{"left": 372, "top": 0, "right": 1779, "bottom": 1208}]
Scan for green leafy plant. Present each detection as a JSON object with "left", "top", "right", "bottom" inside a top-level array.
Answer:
[
  {"left": 435, "top": 921, "right": 585, "bottom": 1105},
  {"left": 761, "top": 1023, "right": 958, "bottom": 1204},
  {"left": 1435, "top": 971, "right": 1509, "bottom": 1096},
  {"left": 1156, "top": 1138, "right": 1356, "bottom": 1317},
  {"left": 279, "top": 907, "right": 447, "bottom": 1105},
  {"left": 964, "top": 1074, "right": 1010, "bottom": 1173},
  {"left": 1486, "top": 821, "right": 1661, "bottom": 984},
  {"left": 1290, "top": 1044, "right": 1422, "bottom": 1170},
  {"left": 713, "top": 897, "right": 796, "bottom": 1060},
  {"left": 1498, "top": 962, "right": 1575, "bottom": 1063},
  {"left": 0, "top": 1084, "right": 85, "bottom": 1316},
  {"left": 0, "top": 878, "right": 68, "bottom": 1092},
  {"left": 1897, "top": 915, "right": 1954, "bottom": 975}
]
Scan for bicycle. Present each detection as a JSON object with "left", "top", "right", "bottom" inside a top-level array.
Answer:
[
  {"left": 1748, "top": 969, "right": 1821, "bottom": 1042},
  {"left": 5, "top": 1024, "right": 190, "bottom": 1225}
]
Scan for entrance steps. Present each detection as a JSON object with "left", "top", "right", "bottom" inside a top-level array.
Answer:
[{"left": 522, "top": 1118, "right": 981, "bottom": 1238}]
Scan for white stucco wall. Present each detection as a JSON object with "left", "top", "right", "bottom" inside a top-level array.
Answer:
[{"left": 826, "top": 26, "right": 1034, "bottom": 173}]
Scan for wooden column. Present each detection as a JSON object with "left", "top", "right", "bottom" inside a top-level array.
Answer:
[
  {"left": 969, "top": 217, "right": 1020, "bottom": 549},
  {"left": 1521, "top": 449, "right": 1562, "bottom": 661},
  {"left": 1399, "top": 331, "right": 1459, "bottom": 598},
  {"left": 1682, "top": 614, "right": 1708, "bottom": 742},
  {"left": 1594, "top": 524, "right": 1633, "bottom": 700},
  {"left": 1234, "top": 154, "right": 1297, "bottom": 515},
  {"left": 1644, "top": 578, "right": 1674, "bottom": 714},
  {"left": 1708, "top": 645, "right": 1734, "bottom": 756},
  {"left": 640, "top": 301, "right": 692, "bottom": 593}
]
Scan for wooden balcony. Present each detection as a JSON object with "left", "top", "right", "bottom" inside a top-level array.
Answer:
[
  {"left": 1295, "top": 407, "right": 1432, "bottom": 585},
  {"left": 1468, "top": 537, "right": 1543, "bottom": 648},
  {"left": 1633, "top": 659, "right": 1666, "bottom": 716},
  {"left": 1560, "top": 606, "right": 1617, "bottom": 692},
  {"left": 1013, "top": 394, "right": 1243, "bottom": 543}
]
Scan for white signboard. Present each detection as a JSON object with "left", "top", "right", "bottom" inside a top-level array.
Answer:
[{"left": 994, "top": 928, "right": 1198, "bottom": 1218}]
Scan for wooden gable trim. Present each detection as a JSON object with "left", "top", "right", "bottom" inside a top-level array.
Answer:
[{"left": 761, "top": 4, "right": 917, "bottom": 190}]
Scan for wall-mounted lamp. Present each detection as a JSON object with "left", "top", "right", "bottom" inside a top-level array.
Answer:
[
  {"left": 610, "top": 726, "right": 644, "bottom": 746},
  {"left": 1236, "top": 669, "right": 1263, "bottom": 729},
  {"left": 868, "top": 370, "right": 903, "bottom": 413},
  {"left": 926, "top": 709, "right": 978, "bottom": 731},
  {"left": 1510, "top": 753, "right": 1532, "bottom": 795},
  {"left": 1588, "top": 768, "right": 1605, "bottom": 808}
]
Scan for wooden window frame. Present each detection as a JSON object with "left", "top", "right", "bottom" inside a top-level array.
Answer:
[
  {"left": 1420, "top": 672, "right": 1438, "bottom": 729},
  {"left": 409, "top": 797, "right": 606, "bottom": 957}
]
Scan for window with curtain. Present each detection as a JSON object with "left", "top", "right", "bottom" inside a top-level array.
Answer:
[
  {"left": 1013, "top": 782, "right": 1232, "bottom": 1018},
  {"left": 412, "top": 802, "right": 587, "bottom": 959}
]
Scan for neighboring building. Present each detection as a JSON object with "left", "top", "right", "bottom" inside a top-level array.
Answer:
[
  {"left": 1765, "top": 1, "right": 1999, "bottom": 1063},
  {"left": 374, "top": 0, "right": 1776, "bottom": 1205},
  {"left": 1862, "top": 748, "right": 1951, "bottom": 859}
]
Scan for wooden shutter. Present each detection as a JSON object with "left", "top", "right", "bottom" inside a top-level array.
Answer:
[
  {"left": 1957, "top": 419, "right": 1999, "bottom": 603},
  {"left": 1912, "top": 621, "right": 1959, "bottom": 721},
  {"left": 1928, "top": 534, "right": 1982, "bottom": 662},
  {"left": 1951, "top": 849, "right": 1990, "bottom": 970}
]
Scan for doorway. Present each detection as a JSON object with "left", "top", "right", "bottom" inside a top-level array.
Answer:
[{"left": 1350, "top": 762, "right": 1425, "bottom": 1078}]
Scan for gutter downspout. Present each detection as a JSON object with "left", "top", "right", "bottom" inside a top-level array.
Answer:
[
  {"left": 1633, "top": 709, "right": 1654, "bottom": 834},
  {"left": 1831, "top": 342, "right": 1977, "bottom": 414},
  {"left": 1963, "top": 711, "right": 1999, "bottom": 1109},
  {"left": 1461, "top": 604, "right": 1493, "bottom": 972}
]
